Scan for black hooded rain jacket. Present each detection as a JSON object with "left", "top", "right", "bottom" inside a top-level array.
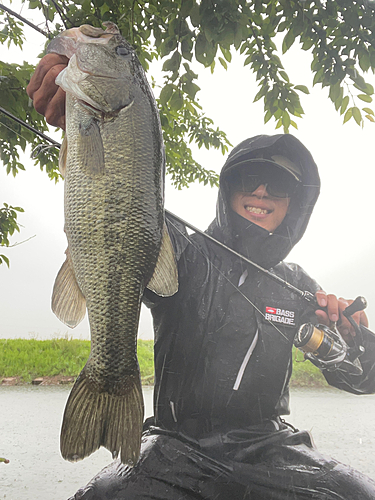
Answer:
[{"left": 145, "top": 134, "right": 375, "bottom": 437}]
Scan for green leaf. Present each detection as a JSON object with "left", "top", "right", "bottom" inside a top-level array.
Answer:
[
  {"left": 220, "top": 46, "right": 232, "bottom": 63},
  {"left": 343, "top": 107, "right": 353, "bottom": 124},
  {"left": 279, "top": 71, "right": 289, "bottom": 83},
  {"left": 264, "top": 110, "right": 272, "bottom": 124},
  {"left": 340, "top": 96, "right": 349, "bottom": 115},
  {"left": 282, "top": 29, "right": 296, "bottom": 54},
  {"left": 169, "top": 91, "right": 184, "bottom": 111},
  {"left": 301, "top": 38, "right": 314, "bottom": 51},
  {"left": 282, "top": 111, "right": 290, "bottom": 130},
  {"left": 363, "top": 107, "right": 374, "bottom": 116},
  {"left": 162, "top": 51, "right": 181, "bottom": 72},
  {"left": 359, "top": 51, "right": 371, "bottom": 73},
  {"left": 0, "top": 254, "right": 10, "bottom": 267},
  {"left": 294, "top": 85, "right": 309, "bottom": 94},
  {"left": 313, "top": 69, "right": 324, "bottom": 87},
  {"left": 218, "top": 57, "right": 227, "bottom": 70},
  {"left": 159, "top": 84, "right": 174, "bottom": 106},
  {"left": 365, "top": 115, "right": 375, "bottom": 123},
  {"left": 358, "top": 94, "right": 372, "bottom": 103},
  {"left": 183, "top": 81, "right": 200, "bottom": 99},
  {"left": 254, "top": 86, "right": 266, "bottom": 103},
  {"left": 290, "top": 120, "right": 298, "bottom": 129},
  {"left": 329, "top": 82, "right": 341, "bottom": 103},
  {"left": 352, "top": 106, "right": 362, "bottom": 125}
]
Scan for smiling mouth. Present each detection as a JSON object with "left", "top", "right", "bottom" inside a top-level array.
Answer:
[{"left": 245, "top": 206, "right": 271, "bottom": 215}]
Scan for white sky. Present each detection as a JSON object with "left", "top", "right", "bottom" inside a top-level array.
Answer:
[{"left": 1, "top": 2, "right": 375, "bottom": 341}]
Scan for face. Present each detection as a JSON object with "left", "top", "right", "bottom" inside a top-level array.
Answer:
[{"left": 230, "top": 184, "right": 290, "bottom": 233}]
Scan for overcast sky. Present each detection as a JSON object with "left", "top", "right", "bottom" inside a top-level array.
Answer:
[{"left": 1, "top": 2, "right": 375, "bottom": 341}]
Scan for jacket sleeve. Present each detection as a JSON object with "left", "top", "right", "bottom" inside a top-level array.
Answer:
[
  {"left": 142, "top": 216, "right": 188, "bottom": 309},
  {"left": 322, "top": 325, "right": 375, "bottom": 395}
]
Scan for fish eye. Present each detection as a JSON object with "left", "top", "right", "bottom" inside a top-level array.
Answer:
[{"left": 116, "top": 46, "right": 130, "bottom": 56}]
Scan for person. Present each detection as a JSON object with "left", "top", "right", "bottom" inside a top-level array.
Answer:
[{"left": 28, "top": 57, "right": 375, "bottom": 500}]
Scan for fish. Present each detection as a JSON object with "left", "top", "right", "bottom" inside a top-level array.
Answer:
[{"left": 48, "top": 22, "right": 178, "bottom": 466}]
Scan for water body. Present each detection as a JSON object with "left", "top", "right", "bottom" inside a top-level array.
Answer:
[{"left": 1, "top": 386, "right": 375, "bottom": 500}]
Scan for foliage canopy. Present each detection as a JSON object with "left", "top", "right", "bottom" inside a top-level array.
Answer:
[{"left": 1, "top": 0, "right": 375, "bottom": 262}]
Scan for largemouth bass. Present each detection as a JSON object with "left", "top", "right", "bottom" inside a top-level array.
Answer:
[{"left": 48, "top": 23, "right": 178, "bottom": 466}]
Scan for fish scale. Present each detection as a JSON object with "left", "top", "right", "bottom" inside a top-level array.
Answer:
[{"left": 49, "top": 23, "right": 178, "bottom": 465}]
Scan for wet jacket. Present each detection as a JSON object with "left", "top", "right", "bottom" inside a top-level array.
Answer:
[{"left": 144, "top": 134, "right": 375, "bottom": 438}]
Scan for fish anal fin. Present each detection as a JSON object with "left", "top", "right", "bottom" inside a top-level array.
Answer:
[
  {"left": 147, "top": 223, "right": 178, "bottom": 297},
  {"left": 78, "top": 119, "right": 105, "bottom": 176},
  {"left": 60, "top": 365, "right": 144, "bottom": 466},
  {"left": 51, "top": 248, "right": 86, "bottom": 328},
  {"left": 59, "top": 135, "right": 68, "bottom": 177}
]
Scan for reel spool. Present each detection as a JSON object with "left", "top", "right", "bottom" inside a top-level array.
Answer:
[{"left": 294, "top": 322, "right": 363, "bottom": 375}]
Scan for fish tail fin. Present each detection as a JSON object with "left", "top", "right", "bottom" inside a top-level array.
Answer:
[{"left": 60, "top": 366, "right": 144, "bottom": 466}]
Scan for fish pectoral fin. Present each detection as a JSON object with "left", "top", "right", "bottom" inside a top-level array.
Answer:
[
  {"left": 60, "top": 366, "right": 144, "bottom": 466},
  {"left": 78, "top": 118, "right": 105, "bottom": 176},
  {"left": 51, "top": 248, "right": 86, "bottom": 328},
  {"left": 146, "top": 223, "right": 178, "bottom": 297},
  {"left": 59, "top": 135, "right": 68, "bottom": 177}
]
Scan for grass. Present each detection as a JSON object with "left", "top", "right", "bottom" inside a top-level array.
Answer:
[
  {"left": 0, "top": 339, "right": 326, "bottom": 387},
  {"left": 0, "top": 338, "right": 154, "bottom": 384},
  {"left": 290, "top": 347, "right": 326, "bottom": 387}
]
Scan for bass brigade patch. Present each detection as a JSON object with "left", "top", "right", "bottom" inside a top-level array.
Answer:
[{"left": 263, "top": 305, "right": 298, "bottom": 327}]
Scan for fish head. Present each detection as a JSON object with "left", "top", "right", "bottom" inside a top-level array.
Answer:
[{"left": 48, "top": 24, "right": 141, "bottom": 113}]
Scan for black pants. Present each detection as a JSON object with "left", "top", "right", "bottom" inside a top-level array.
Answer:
[{"left": 69, "top": 421, "right": 375, "bottom": 500}]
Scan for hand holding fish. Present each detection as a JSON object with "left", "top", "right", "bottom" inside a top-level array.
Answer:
[{"left": 26, "top": 53, "right": 68, "bottom": 129}]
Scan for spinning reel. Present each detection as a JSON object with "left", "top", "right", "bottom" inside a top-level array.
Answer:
[{"left": 294, "top": 296, "right": 367, "bottom": 375}]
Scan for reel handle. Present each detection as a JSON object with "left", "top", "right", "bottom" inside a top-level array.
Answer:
[{"left": 343, "top": 296, "right": 367, "bottom": 318}]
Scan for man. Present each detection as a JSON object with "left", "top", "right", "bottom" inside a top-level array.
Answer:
[{"left": 28, "top": 58, "right": 375, "bottom": 499}]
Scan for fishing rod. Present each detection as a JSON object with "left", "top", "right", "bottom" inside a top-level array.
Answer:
[
  {"left": 0, "top": 3, "right": 52, "bottom": 38},
  {"left": 165, "top": 209, "right": 317, "bottom": 305},
  {"left": 0, "top": 106, "right": 60, "bottom": 148}
]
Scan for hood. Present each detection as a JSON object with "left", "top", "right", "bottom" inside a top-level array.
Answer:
[{"left": 207, "top": 134, "right": 320, "bottom": 269}]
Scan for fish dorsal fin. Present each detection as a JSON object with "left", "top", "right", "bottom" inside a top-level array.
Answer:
[
  {"left": 51, "top": 247, "right": 86, "bottom": 328},
  {"left": 78, "top": 118, "right": 105, "bottom": 176},
  {"left": 147, "top": 223, "right": 178, "bottom": 297},
  {"left": 59, "top": 135, "right": 68, "bottom": 177}
]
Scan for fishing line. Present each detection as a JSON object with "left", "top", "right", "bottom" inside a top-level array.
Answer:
[
  {"left": 0, "top": 118, "right": 31, "bottom": 144},
  {"left": 167, "top": 218, "right": 289, "bottom": 342}
]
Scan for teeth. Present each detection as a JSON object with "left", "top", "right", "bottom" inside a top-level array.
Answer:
[{"left": 245, "top": 206, "right": 268, "bottom": 214}]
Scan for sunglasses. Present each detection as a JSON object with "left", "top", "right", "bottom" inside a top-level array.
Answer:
[{"left": 228, "top": 167, "right": 299, "bottom": 198}]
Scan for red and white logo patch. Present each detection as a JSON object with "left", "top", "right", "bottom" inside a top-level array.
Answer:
[{"left": 263, "top": 305, "right": 297, "bottom": 327}]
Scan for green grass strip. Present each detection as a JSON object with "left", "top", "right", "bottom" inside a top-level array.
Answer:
[
  {"left": 0, "top": 339, "right": 325, "bottom": 387},
  {"left": 0, "top": 338, "right": 154, "bottom": 384}
]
